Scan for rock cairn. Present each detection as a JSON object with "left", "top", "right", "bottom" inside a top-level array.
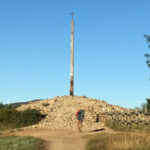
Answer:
[{"left": 17, "top": 96, "right": 127, "bottom": 130}]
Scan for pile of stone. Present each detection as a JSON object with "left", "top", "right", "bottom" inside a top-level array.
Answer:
[{"left": 17, "top": 96, "right": 127, "bottom": 130}]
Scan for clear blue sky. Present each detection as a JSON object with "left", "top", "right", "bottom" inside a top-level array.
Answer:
[{"left": 0, "top": 0, "right": 150, "bottom": 108}]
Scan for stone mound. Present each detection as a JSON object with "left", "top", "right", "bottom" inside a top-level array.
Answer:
[{"left": 17, "top": 96, "right": 127, "bottom": 130}]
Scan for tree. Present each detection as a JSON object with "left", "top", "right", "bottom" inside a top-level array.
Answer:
[
  {"left": 144, "top": 35, "right": 150, "bottom": 67},
  {"left": 0, "top": 102, "right": 3, "bottom": 109},
  {"left": 134, "top": 99, "right": 150, "bottom": 112},
  {"left": 146, "top": 98, "right": 150, "bottom": 111},
  {"left": 141, "top": 103, "right": 147, "bottom": 111},
  {"left": 141, "top": 99, "right": 150, "bottom": 112}
]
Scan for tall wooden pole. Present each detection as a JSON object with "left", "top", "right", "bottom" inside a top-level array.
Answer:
[{"left": 70, "top": 13, "right": 74, "bottom": 96}]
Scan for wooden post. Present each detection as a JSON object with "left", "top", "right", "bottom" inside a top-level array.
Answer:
[{"left": 70, "top": 12, "right": 74, "bottom": 96}]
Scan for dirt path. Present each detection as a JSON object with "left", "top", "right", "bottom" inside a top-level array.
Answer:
[{"left": 12, "top": 127, "right": 110, "bottom": 150}]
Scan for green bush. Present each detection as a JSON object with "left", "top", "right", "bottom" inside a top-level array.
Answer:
[
  {"left": 0, "top": 108, "right": 43, "bottom": 129},
  {"left": 42, "top": 103, "right": 49, "bottom": 107}
]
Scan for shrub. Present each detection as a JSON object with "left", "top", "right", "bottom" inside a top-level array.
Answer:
[
  {"left": 0, "top": 108, "right": 43, "bottom": 129},
  {"left": 42, "top": 103, "right": 49, "bottom": 107},
  {"left": 13, "top": 109, "right": 43, "bottom": 128}
]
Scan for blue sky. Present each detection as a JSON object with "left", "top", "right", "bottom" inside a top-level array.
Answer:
[{"left": 0, "top": 0, "right": 150, "bottom": 108}]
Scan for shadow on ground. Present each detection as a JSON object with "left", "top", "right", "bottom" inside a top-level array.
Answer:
[{"left": 89, "top": 128, "right": 105, "bottom": 132}]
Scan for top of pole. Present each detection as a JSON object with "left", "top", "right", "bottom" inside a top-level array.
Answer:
[{"left": 71, "top": 12, "right": 74, "bottom": 20}]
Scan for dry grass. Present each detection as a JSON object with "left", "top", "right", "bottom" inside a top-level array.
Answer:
[
  {"left": 0, "top": 123, "right": 12, "bottom": 131},
  {"left": 105, "top": 120, "right": 150, "bottom": 133},
  {"left": 84, "top": 132, "right": 150, "bottom": 150}
]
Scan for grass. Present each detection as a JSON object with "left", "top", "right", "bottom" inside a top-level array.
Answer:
[
  {"left": 0, "top": 136, "right": 40, "bottom": 150},
  {"left": 83, "top": 132, "right": 150, "bottom": 150},
  {"left": 0, "top": 123, "right": 12, "bottom": 131},
  {"left": 105, "top": 121, "right": 150, "bottom": 133}
]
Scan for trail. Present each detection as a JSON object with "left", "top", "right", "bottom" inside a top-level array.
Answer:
[{"left": 13, "top": 127, "right": 110, "bottom": 150}]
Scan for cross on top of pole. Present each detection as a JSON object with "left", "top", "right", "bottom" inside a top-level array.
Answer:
[{"left": 71, "top": 12, "right": 74, "bottom": 20}]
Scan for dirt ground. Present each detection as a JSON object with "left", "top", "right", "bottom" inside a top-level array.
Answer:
[{"left": 10, "top": 127, "right": 110, "bottom": 150}]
